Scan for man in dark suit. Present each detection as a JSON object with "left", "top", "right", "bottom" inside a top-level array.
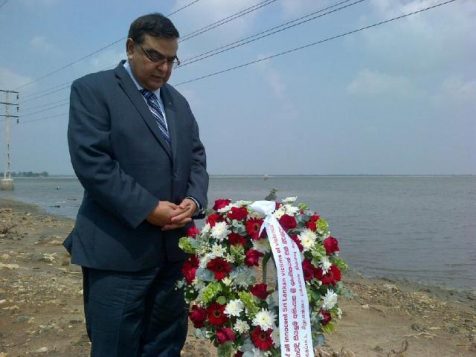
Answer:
[{"left": 65, "top": 13, "right": 208, "bottom": 356}]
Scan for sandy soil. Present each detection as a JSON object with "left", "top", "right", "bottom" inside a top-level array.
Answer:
[{"left": 0, "top": 198, "right": 474, "bottom": 357}]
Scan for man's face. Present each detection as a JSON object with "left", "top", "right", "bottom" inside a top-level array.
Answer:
[{"left": 126, "top": 34, "right": 178, "bottom": 91}]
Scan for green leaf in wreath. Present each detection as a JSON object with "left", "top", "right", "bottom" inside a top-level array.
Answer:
[{"left": 178, "top": 237, "right": 196, "bottom": 254}]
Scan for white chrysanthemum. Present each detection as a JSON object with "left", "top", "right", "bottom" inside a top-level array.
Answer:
[
  {"left": 322, "top": 289, "right": 338, "bottom": 310},
  {"left": 252, "top": 238, "right": 271, "bottom": 254},
  {"left": 199, "top": 254, "right": 212, "bottom": 268},
  {"left": 272, "top": 206, "right": 286, "bottom": 219},
  {"left": 217, "top": 203, "right": 234, "bottom": 213},
  {"left": 225, "top": 299, "right": 244, "bottom": 317},
  {"left": 210, "top": 243, "right": 226, "bottom": 258},
  {"left": 299, "top": 229, "right": 317, "bottom": 251},
  {"left": 201, "top": 223, "right": 211, "bottom": 234},
  {"left": 234, "top": 319, "right": 250, "bottom": 334},
  {"left": 284, "top": 204, "right": 299, "bottom": 215},
  {"left": 282, "top": 196, "right": 297, "bottom": 203},
  {"left": 221, "top": 277, "right": 232, "bottom": 286},
  {"left": 320, "top": 256, "right": 332, "bottom": 274},
  {"left": 211, "top": 221, "right": 230, "bottom": 240},
  {"left": 252, "top": 309, "right": 276, "bottom": 331}
]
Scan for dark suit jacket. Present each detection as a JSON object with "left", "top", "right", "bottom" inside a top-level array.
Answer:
[{"left": 65, "top": 61, "right": 208, "bottom": 272}]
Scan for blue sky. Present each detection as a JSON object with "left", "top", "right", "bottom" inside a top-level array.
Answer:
[{"left": 0, "top": 0, "right": 474, "bottom": 175}]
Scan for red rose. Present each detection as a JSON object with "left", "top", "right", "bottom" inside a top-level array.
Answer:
[
  {"left": 189, "top": 305, "right": 207, "bottom": 328},
  {"left": 279, "top": 214, "right": 297, "bottom": 231},
  {"left": 302, "top": 259, "right": 319, "bottom": 281},
  {"left": 246, "top": 218, "right": 264, "bottom": 240},
  {"left": 207, "top": 213, "right": 221, "bottom": 227},
  {"left": 250, "top": 283, "right": 269, "bottom": 300},
  {"left": 207, "top": 303, "right": 228, "bottom": 326},
  {"left": 227, "top": 206, "right": 248, "bottom": 221},
  {"left": 244, "top": 249, "right": 263, "bottom": 267},
  {"left": 182, "top": 255, "right": 199, "bottom": 284},
  {"left": 289, "top": 234, "right": 303, "bottom": 251},
  {"left": 216, "top": 327, "right": 236, "bottom": 344},
  {"left": 316, "top": 265, "right": 342, "bottom": 285},
  {"left": 213, "top": 198, "right": 231, "bottom": 210},
  {"left": 320, "top": 309, "right": 332, "bottom": 325},
  {"left": 306, "top": 214, "right": 320, "bottom": 231},
  {"left": 251, "top": 326, "right": 274, "bottom": 350},
  {"left": 207, "top": 257, "right": 232, "bottom": 281},
  {"left": 228, "top": 232, "right": 247, "bottom": 246},
  {"left": 323, "top": 236, "right": 340, "bottom": 255},
  {"left": 186, "top": 225, "right": 200, "bottom": 238}
]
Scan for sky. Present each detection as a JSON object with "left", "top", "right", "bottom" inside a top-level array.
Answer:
[{"left": 0, "top": 0, "right": 475, "bottom": 175}]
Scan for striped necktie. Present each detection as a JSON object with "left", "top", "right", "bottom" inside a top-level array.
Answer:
[{"left": 140, "top": 89, "right": 170, "bottom": 143}]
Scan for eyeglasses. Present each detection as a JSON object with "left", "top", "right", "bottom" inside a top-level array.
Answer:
[{"left": 138, "top": 44, "right": 180, "bottom": 67}]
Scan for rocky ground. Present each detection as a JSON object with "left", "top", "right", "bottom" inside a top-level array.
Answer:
[{"left": 0, "top": 198, "right": 475, "bottom": 356}]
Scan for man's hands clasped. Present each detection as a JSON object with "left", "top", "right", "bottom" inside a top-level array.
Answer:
[{"left": 146, "top": 198, "right": 197, "bottom": 231}]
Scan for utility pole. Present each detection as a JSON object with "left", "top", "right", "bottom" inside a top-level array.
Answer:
[{"left": 0, "top": 89, "right": 19, "bottom": 190}]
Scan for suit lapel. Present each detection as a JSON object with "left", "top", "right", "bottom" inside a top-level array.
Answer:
[
  {"left": 160, "top": 85, "right": 178, "bottom": 164},
  {"left": 114, "top": 61, "right": 173, "bottom": 160}
]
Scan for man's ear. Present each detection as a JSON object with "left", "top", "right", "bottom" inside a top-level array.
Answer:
[{"left": 126, "top": 38, "right": 135, "bottom": 59}]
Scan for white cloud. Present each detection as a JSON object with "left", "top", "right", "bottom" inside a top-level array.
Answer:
[
  {"left": 0, "top": 67, "right": 33, "bottom": 89},
  {"left": 30, "top": 36, "right": 62, "bottom": 57},
  {"left": 435, "top": 75, "right": 476, "bottom": 104},
  {"left": 256, "top": 56, "right": 298, "bottom": 120},
  {"left": 355, "top": 0, "right": 476, "bottom": 73},
  {"left": 347, "top": 69, "right": 415, "bottom": 96}
]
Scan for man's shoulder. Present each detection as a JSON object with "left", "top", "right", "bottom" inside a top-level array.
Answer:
[{"left": 73, "top": 66, "right": 118, "bottom": 88}]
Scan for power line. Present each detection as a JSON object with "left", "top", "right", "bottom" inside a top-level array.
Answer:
[
  {"left": 21, "top": 112, "right": 67, "bottom": 124},
  {"left": 179, "top": 0, "right": 365, "bottom": 67},
  {"left": 21, "top": 100, "right": 69, "bottom": 117},
  {"left": 175, "top": 0, "right": 457, "bottom": 87},
  {"left": 20, "top": 0, "right": 357, "bottom": 109},
  {"left": 179, "top": 0, "right": 277, "bottom": 42},
  {"left": 20, "top": 0, "right": 349, "bottom": 107},
  {"left": 16, "top": 0, "right": 275, "bottom": 93},
  {"left": 167, "top": 0, "right": 201, "bottom": 17},
  {"left": 15, "top": 0, "right": 203, "bottom": 91},
  {"left": 14, "top": 0, "right": 457, "bottom": 123}
]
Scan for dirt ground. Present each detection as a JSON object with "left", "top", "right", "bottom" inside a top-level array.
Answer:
[{"left": 0, "top": 198, "right": 475, "bottom": 356}]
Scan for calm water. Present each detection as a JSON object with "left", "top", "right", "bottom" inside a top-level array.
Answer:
[{"left": 1, "top": 176, "right": 475, "bottom": 290}]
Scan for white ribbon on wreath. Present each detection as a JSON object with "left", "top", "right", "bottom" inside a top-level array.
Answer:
[{"left": 250, "top": 201, "right": 314, "bottom": 357}]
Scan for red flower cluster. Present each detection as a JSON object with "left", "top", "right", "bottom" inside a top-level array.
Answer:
[
  {"left": 182, "top": 255, "right": 199, "bottom": 284},
  {"left": 250, "top": 283, "right": 270, "bottom": 300},
  {"left": 245, "top": 218, "right": 265, "bottom": 240},
  {"left": 302, "top": 259, "right": 342, "bottom": 285},
  {"left": 213, "top": 198, "right": 231, "bottom": 210},
  {"left": 251, "top": 327, "right": 274, "bottom": 351},
  {"left": 216, "top": 327, "right": 236, "bottom": 344},
  {"left": 323, "top": 236, "right": 340, "bottom": 255},
  {"left": 207, "top": 257, "right": 232, "bottom": 281},
  {"left": 189, "top": 305, "right": 207, "bottom": 328},
  {"left": 207, "top": 303, "right": 228, "bottom": 326},
  {"left": 244, "top": 249, "right": 263, "bottom": 267},
  {"left": 228, "top": 206, "right": 248, "bottom": 221},
  {"left": 306, "top": 214, "right": 320, "bottom": 230},
  {"left": 279, "top": 214, "right": 297, "bottom": 230}
]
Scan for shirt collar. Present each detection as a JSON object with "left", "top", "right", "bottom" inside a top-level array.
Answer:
[{"left": 123, "top": 60, "right": 161, "bottom": 98}]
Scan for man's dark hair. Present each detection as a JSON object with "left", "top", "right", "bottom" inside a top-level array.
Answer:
[{"left": 128, "top": 13, "right": 179, "bottom": 44}]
